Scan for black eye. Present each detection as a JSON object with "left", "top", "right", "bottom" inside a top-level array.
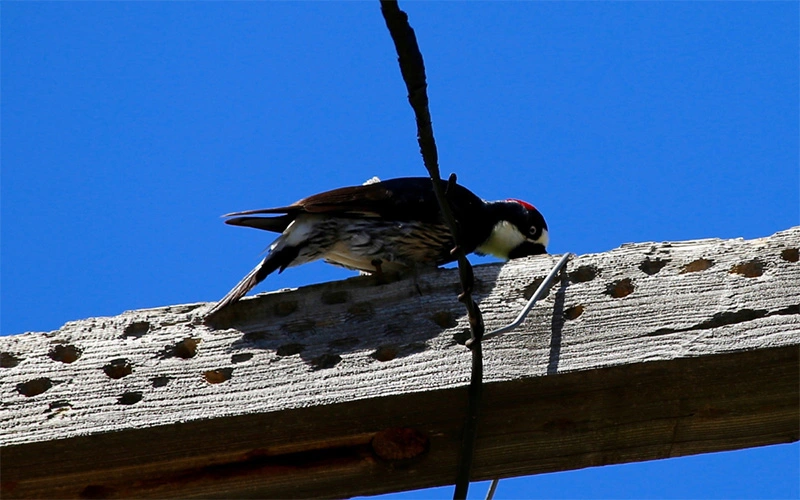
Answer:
[{"left": 528, "top": 226, "right": 539, "bottom": 237}]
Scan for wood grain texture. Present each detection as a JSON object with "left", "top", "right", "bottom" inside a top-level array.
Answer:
[{"left": 1, "top": 227, "right": 798, "bottom": 499}]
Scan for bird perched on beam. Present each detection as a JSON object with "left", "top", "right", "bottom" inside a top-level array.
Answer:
[{"left": 206, "top": 177, "right": 548, "bottom": 317}]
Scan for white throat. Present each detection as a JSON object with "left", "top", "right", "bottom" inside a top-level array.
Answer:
[{"left": 476, "top": 221, "right": 526, "bottom": 259}]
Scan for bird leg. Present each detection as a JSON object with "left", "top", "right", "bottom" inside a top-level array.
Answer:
[{"left": 371, "top": 259, "right": 388, "bottom": 285}]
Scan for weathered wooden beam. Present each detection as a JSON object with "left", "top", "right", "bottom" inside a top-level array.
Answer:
[{"left": 1, "top": 228, "right": 798, "bottom": 499}]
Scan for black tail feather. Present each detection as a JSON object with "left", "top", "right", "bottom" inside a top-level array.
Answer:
[
  {"left": 225, "top": 215, "right": 294, "bottom": 234},
  {"left": 205, "top": 245, "right": 301, "bottom": 318}
]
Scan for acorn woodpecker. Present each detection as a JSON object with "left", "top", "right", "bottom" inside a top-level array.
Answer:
[{"left": 206, "top": 177, "right": 548, "bottom": 316}]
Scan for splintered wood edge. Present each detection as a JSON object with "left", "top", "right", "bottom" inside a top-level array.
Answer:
[{"left": 1, "top": 227, "right": 798, "bottom": 498}]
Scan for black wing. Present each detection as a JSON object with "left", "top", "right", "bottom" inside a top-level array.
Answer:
[{"left": 223, "top": 177, "right": 484, "bottom": 233}]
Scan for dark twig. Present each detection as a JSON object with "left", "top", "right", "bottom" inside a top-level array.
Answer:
[{"left": 379, "top": 2, "right": 484, "bottom": 499}]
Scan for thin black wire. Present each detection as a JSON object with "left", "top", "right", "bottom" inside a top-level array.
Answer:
[
  {"left": 378, "top": 3, "right": 484, "bottom": 499},
  {"left": 379, "top": 4, "right": 573, "bottom": 499},
  {"left": 485, "top": 479, "right": 499, "bottom": 500}
]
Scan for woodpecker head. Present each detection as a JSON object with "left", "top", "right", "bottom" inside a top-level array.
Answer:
[{"left": 476, "top": 199, "right": 549, "bottom": 260}]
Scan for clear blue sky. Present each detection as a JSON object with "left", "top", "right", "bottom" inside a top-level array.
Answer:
[{"left": 3, "top": 2, "right": 798, "bottom": 499}]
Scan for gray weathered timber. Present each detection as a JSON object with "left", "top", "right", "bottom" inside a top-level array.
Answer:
[{"left": 1, "top": 227, "right": 798, "bottom": 499}]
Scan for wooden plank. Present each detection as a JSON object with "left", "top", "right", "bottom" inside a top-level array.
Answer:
[{"left": 1, "top": 227, "right": 798, "bottom": 499}]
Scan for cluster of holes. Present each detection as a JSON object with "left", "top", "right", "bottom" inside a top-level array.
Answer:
[
  {"left": 11, "top": 244, "right": 797, "bottom": 406},
  {"left": 8, "top": 343, "right": 86, "bottom": 396},
  {"left": 559, "top": 246, "right": 796, "bottom": 322}
]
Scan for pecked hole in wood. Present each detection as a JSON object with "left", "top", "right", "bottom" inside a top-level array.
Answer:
[
  {"left": 569, "top": 265, "right": 598, "bottom": 283},
  {"left": 371, "top": 345, "right": 399, "bottom": 362},
  {"left": 276, "top": 343, "right": 305, "bottom": 356},
  {"left": 681, "top": 258, "right": 714, "bottom": 273},
  {"left": 118, "top": 392, "right": 143, "bottom": 405},
  {"left": 430, "top": 311, "right": 457, "bottom": 328},
  {"left": 563, "top": 305, "right": 584, "bottom": 320},
  {"left": 47, "top": 400, "right": 73, "bottom": 419},
  {"left": 171, "top": 338, "right": 199, "bottom": 359},
  {"left": 122, "top": 321, "right": 150, "bottom": 338},
  {"left": 729, "top": 259, "right": 764, "bottom": 278},
  {"left": 204, "top": 368, "right": 233, "bottom": 384},
  {"left": 523, "top": 276, "right": 555, "bottom": 300},
  {"left": 780, "top": 248, "right": 799, "bottom": 262},
  {"left": 311, "top": 354, "right": 342, "bottom": 370},
  {"left": 606, "top": 278, "right": 635, "bottom": 298},
  {"left": 49, "top": 344, "right": 82, "bottom": 364},
  {"left": 452, "top": 330, "right": 471, "bottom": 345},
  {"left": 49, "top": 400, "right": 72, "bottom": 411},
  {"left": 103, "top": 359, "right": 133, "bottom": 379},
  {"left": 231, "top": 352, "right": 254, "bottom": 363},
  {"left": 151, "top": 376, "right": 171, "bottom": 388},
  {"left": 639, "top": 258, "right": 669, "bottom": 275},
  {"left": 17, "top": 377, "right": 53, "bottom": 397},
  {"left": 1, "top": 352, "right": 21, "bottom": 368}
]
